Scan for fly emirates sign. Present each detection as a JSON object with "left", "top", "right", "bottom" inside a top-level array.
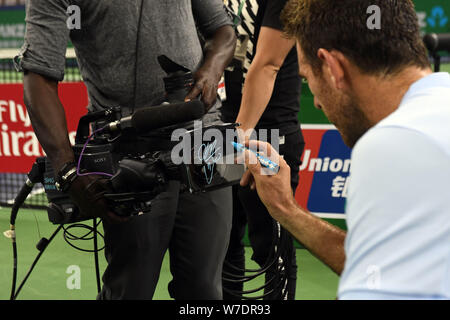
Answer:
[{"left": 0, "top": 83, "right": 88, "bottom": 173}]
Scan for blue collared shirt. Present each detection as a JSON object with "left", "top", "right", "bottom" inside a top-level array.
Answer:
[{"left": 338, "top": 73, "right": 450, "bottom": 300}]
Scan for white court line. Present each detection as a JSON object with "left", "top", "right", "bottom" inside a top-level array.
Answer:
[
  {"left": 301, "top": 124, "right": 336, "bottom": 130},
  {"left": 312, "top": 212, "right": 346, "bottom": 219}
]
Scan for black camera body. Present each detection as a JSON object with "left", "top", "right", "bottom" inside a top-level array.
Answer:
[
  {"left": 43, "top": 142, "right": 170, "bottom": 224},
  {"left": 42, "top": 56, "right": 244, "bottom": 224}
]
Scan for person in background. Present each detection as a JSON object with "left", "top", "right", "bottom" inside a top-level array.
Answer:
[{"left": 221, "top": 0, "right": 304, "bottom": 300}]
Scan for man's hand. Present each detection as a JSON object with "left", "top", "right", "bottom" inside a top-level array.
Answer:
[
  {"left": 185, "top": 65, "right": 221, "bottom": 111},
  {"left": 240, "top": 140, "right": 347, "bottom": 275},
  {"left": 185, "top": 25, "right": 236, "bottom": 111},
  {"left": 240, "top": 140, "right": 297, "bottom": 221},
  {"left": 68, "top": 175, "right": 129, "bottom": 224}
]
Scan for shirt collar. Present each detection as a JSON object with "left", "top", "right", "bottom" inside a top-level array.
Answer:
[{"left": 400, "top": 72, "right": 450, "bottom": 105}]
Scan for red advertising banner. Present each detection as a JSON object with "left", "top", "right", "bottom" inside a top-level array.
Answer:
[
  {"left": 0, "top": 83, "right": 88, "bottom": 173},
  {"left": 294, "top": 125, "right": 352, "bottom": 218}
]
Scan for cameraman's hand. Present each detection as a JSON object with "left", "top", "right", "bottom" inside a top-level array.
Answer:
[
  {"left": 185, "top": 25, "right": 236, "bottom": 111},
  {"left": 185, "top": 65, "right": 221, "bottom": 112},
  {"left": 68, "top": 175, "right": 129, "bottom": 224}
]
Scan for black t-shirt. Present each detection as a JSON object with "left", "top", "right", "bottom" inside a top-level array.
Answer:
[{"left": 222, "top": 0, "right": 302, "bottom": 136}]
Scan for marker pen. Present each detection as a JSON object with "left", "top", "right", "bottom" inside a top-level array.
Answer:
[{"left": 231, "top": 141, "right": 280, "bottom": 173}]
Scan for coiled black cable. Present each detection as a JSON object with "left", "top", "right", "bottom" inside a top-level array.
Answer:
[
  {"left": 222, "top": 220, "right": 293, "bottom": 300},
  {"left": 62, "top": 220, "right": 104, "bottom": 253},
  {"left": 10, "top": 219, "right": 105, "bottom": 300},
  {"left": 62, "top": 219, "right": 104, "bottom": 293}
]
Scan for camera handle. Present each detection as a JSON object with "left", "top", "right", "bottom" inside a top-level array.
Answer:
[{"left": 75, "top": 107, "right": 121, "bottom": 144}]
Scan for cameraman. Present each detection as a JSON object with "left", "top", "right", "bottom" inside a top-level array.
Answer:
[
  {"left": 16, "top": 0, "right": 236, "bottom": 299},
  {"left": 221, "top": 0, "right": 304, "bottom": 300},
  {"left": 241, "top": 0, "right": 450, "bottom": 299}
]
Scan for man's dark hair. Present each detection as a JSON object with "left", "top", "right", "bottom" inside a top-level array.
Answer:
[{"left": 281, "top": 0, "right": 430, "bottom": 75}]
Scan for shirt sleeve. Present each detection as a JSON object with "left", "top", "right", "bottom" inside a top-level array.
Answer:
[
  {"left": 261, "top": 0, "right": 288, "bottom": 31},
  {"left": 15, "top": 0, "right": 71, "bottom": 81},
  {"left": 191, "top": 0, "right": 233, "bottom": 38}
]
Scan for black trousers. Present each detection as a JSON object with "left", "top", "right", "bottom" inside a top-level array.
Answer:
[
  {"left": 98, "top": 181, "right": 232, "bottom": 300},
  {"left": 222, "top": 130, "right": 304, "bottom": 300}
]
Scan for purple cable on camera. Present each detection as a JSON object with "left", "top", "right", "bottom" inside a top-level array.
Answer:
[{"left": 76, "top": 126, "right": 114, "bottom": 178}]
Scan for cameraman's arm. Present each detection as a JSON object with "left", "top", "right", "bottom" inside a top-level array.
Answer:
[
  {"left": 202, "top": 25, "right": 236, "bottom": 81},
  {"left": 18, "top": 0, "right": 126, "bottom": 224},
  {"left": 23, "top": 72, "right": 74, "bottom": 173},
  {"left": 18, "top": 0, "right": 74, "bottom": 171},
  {"left": 23, "top": 72, "right": 126, "bottom": 224},
  {"left": 186, "top": 25, "right": 236, "bottom": 110},
  {"left": 187, "top": 0, "right": 236, "bottom": 110}
]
